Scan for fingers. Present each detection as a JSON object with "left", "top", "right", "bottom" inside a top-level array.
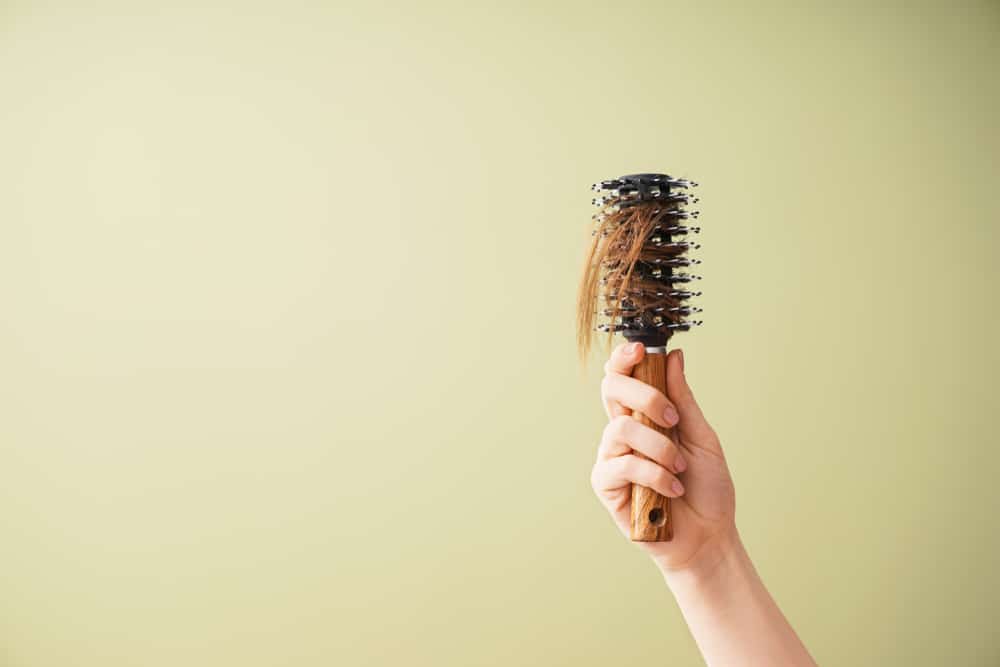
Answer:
[
  {"left": 601, "top": 343, "right": 644, "bottom": 418},
  {"left": 601, "top": 372, "right": 679, "bottom": 428},
  {"left": 598, "top": 415, "right": 687, "bottom": 473},
  {"left": 665, "top": 349, "right": 721, "bottom": 449},
  {"left": 591, "top": 454, "right": 685, "bottom": 498},
  {"left": 604, "top": 341, "right": 644, "bottom": 376}
]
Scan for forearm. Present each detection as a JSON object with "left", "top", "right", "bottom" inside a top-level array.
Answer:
[{"left": 660, "top": 531, "right": 817, "bottom": 667}]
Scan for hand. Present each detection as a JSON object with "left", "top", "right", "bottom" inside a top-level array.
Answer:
[
  {"left": 590, "top": 342, "right": 737, "bottom": 573},
  {"left": 591, "top": 343, "right": 817, "bottom": 666}
]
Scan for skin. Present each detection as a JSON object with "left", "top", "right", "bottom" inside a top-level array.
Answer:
[{"left": 591, "top": 342, "right": 817, "bottom": 667}]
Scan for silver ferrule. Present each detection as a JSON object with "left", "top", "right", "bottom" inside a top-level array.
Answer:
[{"left": 645, "top": 346, "right": 668, "bottom": 355}]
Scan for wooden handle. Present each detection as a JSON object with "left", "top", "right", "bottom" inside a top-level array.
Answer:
[{"left": 629, "top": 351, "right": 673, "bottom": 542}]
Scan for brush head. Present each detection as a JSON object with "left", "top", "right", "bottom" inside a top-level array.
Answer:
[{"left": 578, "top": 173, "right": 703, "bottom": 352}]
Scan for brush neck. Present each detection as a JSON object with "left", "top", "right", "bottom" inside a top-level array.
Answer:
[{"left": 623, "top": 332, "right": 671, "bottom": 351}]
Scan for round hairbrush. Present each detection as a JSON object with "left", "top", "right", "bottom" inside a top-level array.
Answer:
[{"left": 578, "top": 173, "right": 702, "bottom": 542}]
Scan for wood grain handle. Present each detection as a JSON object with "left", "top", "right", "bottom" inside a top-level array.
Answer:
[{"left": 629, "top": 351, "right": 673, "bottom": 542}]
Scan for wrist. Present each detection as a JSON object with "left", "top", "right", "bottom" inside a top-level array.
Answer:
[{"left": 656, "top": 527, "right": 752, "bottom": 594}]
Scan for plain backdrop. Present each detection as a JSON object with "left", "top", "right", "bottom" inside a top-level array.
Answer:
[{"left": 1, "top": 2, "right": 998, "bottom": 665}]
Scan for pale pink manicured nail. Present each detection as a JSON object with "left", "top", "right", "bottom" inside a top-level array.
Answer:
[
  {"left": 675, "top": 455, "right": 687, "bottom": 473},
  {"left": 663, "top": 404, "right": 679, "bottom": 425},
  {"left": 672, "top": 480, "right": 685, "bottom": 496},
  {"left": 628, "top": 342, "right": 641, "bottom": 355}
]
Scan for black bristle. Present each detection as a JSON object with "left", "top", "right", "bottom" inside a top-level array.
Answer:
[{"left": 591, "top": 173, "right": 703, "bottom": 347}]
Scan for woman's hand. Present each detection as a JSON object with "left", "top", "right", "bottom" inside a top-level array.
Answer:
[
  {"left": 590, "top": 342, "right": 737, "bottom": 574},
  {"left": 591, "top": 343, "right": 817, "bottom": 666}
]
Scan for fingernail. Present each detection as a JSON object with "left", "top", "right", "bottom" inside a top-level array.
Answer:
[
  {"left": 628, "top": 342, "right": 641, "bottom": 355},
  {"left": 678, "top": 349, "right": 685, "bottom": 372},
  {"left": 663, "top": 405, "right": 679, "bottom": 425},
  {"left": 672, "top": 480, "right": 685, "bottom": 496},
  {"left": 675, "top": 455, "right": 687, "bottom": 473}
]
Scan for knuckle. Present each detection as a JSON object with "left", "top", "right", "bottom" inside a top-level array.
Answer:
[
  {"left": 650, "top": 440, "right": 670, "bottom": 465},
  {"left": 600, "top": 421, "right": 616, "bottom": 444},
  {"left": 605, "top": 415, "right": 631, "bottom": 439},
  {"left": 641, "top": 391, "right": 662, "bottom": 416}
]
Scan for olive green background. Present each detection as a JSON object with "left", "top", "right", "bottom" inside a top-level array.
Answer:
[{"left": 1, "top": 2, "right": 997, "bottom": 665}]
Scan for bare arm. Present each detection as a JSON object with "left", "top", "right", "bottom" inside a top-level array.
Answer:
[{"left": 664, "top": 531, "right": 815, "bottom": 665}]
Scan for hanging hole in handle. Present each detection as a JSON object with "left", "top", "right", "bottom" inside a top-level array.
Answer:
[{"left": 648, "top": 507, "right": 666, "bottom": 526}]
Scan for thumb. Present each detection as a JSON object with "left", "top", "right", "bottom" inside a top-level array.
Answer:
[{"left": 666, "top": 349, "right": 720, "bottom": 450}]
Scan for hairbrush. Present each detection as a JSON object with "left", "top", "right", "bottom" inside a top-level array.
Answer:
[{"left": 578, "top": 173, "right": 702, "bottom": 542}]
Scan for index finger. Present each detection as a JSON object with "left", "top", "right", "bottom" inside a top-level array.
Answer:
[{"left": 603, "top": 341, "right": 644, "bottom": 376}]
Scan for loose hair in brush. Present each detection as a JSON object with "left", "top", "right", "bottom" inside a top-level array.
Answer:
[{"left": 576, "top": 172, "right": 703, "bottom": 542}]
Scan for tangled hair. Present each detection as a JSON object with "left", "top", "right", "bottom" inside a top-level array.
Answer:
[{"left": 576, "top": 197, "right": 699, "bottom": 359}]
